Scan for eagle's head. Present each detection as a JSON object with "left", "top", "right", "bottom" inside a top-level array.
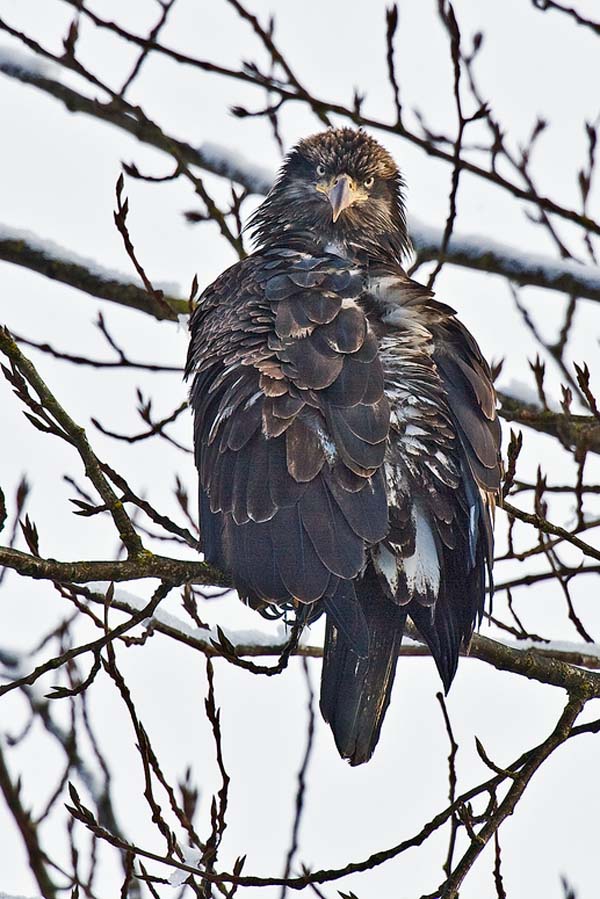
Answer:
[{"left": 250, "top": 128, "right": 411, "bottom": 263}]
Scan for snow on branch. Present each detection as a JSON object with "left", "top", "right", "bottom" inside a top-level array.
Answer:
[
  {"left": 497, "top": 387, "right": 600, "bottom": 455},
  {"left": 0, "top": 224, "right": 186, "bottom": 320},
  {"left": 0, "top": 893, "right": 44, "bottom": 899},
  {"left": 412, "top": 222, "right": 600, "bottom": 303},
  {"left": 0, "top": 43, "right": 59, "bottom": 81},
  {"left": 85, "top": 582, "right": 600, "bottom": 676},
  {"left": 198, "top": 141, "right": 273, "bottom": 195},
  {"left": 99, "top": 581, "right": 299, "bottom": 652}
]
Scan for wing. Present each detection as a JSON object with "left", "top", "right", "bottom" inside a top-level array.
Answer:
[
  {"left": 421, "top": 308, "right": 501, "bottom": 683},
  {"left": 429, "top": 304, "right": 502, "bottom": 581},
  {"left": 185, "top": 248, "right": 390, "bottom": 649},
  {"left": 430, "top": 307, "right": 502, "bottom": 496},
  {"left": 365, "top": 275, "right": 502, "bottom": 688}
]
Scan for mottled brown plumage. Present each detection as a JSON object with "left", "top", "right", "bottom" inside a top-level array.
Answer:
[{"left": 186, "top": 128, "right": 501, "bottom": 765}]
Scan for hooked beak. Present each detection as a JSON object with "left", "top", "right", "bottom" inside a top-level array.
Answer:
[{"left": 326, "top": 174, "right": 357, "bottom": 222}]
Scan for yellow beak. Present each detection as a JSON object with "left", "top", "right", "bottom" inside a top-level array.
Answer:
[{"left": 326, "top": 174, "right": 357, "bottom": 222}]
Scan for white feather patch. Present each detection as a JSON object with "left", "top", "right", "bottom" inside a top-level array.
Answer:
[
  {"left": 314, "top": 422, "right": 338, "bottom": 463},
  {"left": 403, "top": 507, "right": 440, "bottom": 597},
  {"left": 372, "top": 543, "right": 399, "bottom": 595}
]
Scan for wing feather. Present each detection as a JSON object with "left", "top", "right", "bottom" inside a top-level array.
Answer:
[
  {"left": 364, "top": 271, "right": 501, "bottom": 690},
  {"left": 186, "top": 249, "right": 389, "bottom": 611}
]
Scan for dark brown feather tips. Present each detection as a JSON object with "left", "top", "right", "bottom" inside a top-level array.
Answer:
[{"left": 186, "top": 248, "right": 390, "bottom": 607}]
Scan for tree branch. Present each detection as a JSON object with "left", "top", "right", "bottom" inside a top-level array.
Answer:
[
  {"left": 413, "top": 227, "right": 600, "bottom": 304},
  {"left": 0, "top": 741, "right": 58, "bottom": 898},
  {"left": 0, "top": 328, "right": 144, "bottom": 557},
  {"left": 0, "top": 227, "right": 186, "bottom": 321},
  {"left": 498, "top": 391, "right": 600, "bottom": 454},
  {"left": 30, "top": 3, "right": 600, "bottom": 237},
  {"left": 427, "top": 692, "right": 586, "bottom": 898},
  {"left": 2, "top": 53, "right": 600, "bottom": 306},
  {"left": 0, "top": 545, "right": 227, "bottom": 587},
  {"left": 3, "top": 549, "right": 600, "bottom": 697}
]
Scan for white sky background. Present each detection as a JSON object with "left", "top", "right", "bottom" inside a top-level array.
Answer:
[{"left": 1, "top": 0, "right": 600, "bottom": 897}]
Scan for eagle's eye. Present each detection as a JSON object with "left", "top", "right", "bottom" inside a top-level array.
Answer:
[
  {"left": 316, "top": 164, "right": 326, "bottom": 177},
  {"left": 363, "top": 175, "right": 375, "bottom": 189}
]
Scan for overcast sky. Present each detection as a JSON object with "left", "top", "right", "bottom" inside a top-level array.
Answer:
[{"left": 1, "top": 1, "right": 600, "bottom": 897}]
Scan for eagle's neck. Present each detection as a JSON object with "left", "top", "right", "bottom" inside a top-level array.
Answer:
[{"left": 256, "top": 229, "right": 405, "bottom": 270}]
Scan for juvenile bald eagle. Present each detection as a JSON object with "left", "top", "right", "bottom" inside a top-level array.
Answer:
[{"left": 186, "top": 128, "right": 501, "bottom": 765}]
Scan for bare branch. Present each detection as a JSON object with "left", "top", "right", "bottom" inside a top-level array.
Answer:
[
  {"left": 0, "top": 742, "right": 58, "bottom": 897},
  {"left": 0, "top": 328, "right": 144, "bottom": 557},
  {"left": 0, "top": 227, "right": 185, "bottom": 320}
]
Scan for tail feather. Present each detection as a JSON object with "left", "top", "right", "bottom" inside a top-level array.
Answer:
[
  {"left": 323, "top": 579, "right": 369, "bottom": 658},
  {"left": 320, "top": 571, "right": 407, "bottom": 766},
  {"left": 408, "top": 540, "right": 487, "bottom": 692}
]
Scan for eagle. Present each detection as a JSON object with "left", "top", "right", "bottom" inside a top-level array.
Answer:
[{"left": 186, "top": 128, "right": 501, "bottom": 766}]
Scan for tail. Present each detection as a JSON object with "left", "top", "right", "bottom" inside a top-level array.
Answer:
[{"left": 319, "top": 570, "right": 407, "bottom": 766}]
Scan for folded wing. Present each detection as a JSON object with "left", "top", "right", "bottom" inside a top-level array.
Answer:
[{"left": 186, "top": 249, "right": 390, "bottom": 651}]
